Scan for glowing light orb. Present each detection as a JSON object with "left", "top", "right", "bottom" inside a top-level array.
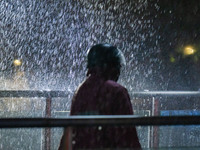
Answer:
[
  {"left": 13, "top": 59, "right": 22, "bottom": 66},
  {"left": 170, "top": 56, "right": 175, "bottom": 63},
  {"left": 183, "top": 46, "right": 196, "bottom": 56}
]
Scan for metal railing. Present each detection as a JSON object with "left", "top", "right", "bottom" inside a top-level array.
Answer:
[
  {"left": 1, "top": 90, "right": 199, "bottom": 98},
  {"left": 0, "top": 115, "right": 200, "bottom": 128},
  {"left": 0, "top": 90, "right": 68, "bottom": 150},
  {"left": 0, "top": 90, "right": 200, "bottom": 150},
  {"left": 132, "top": 91, "right": 200, "bottom": 97}
]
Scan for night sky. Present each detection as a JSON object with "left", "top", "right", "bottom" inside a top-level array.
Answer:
[{"left": 155, "top": 0, "right": 200, "bottom": 90}]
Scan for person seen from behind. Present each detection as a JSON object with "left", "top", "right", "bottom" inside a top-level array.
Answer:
[{"left": 58, "top": 43, "right": 142, "bottom": 150}]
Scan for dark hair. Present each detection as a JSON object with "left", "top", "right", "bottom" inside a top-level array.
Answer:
[{"left": 87, "top": 44, "right": 125, "bottom": 69}]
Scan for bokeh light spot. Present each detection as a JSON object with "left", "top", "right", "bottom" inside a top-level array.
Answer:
[
  {"left": 183, "top": 46, "right": 196, "bottom": 56},
  {"left": 13, "top": 59, "right": 22, "bottom": 67},
  {"left": 170, "top": 56, "right": 176, "bottom": 63}
]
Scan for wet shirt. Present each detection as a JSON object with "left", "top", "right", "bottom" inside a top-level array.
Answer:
[{"left": 70, "top": 74, "right": 141, "bottom": 149}]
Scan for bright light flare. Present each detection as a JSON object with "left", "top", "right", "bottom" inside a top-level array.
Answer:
[
  {"left": 13, "top": 59, "right": 22, "bottom": 66},
  {"left": 183, "top": 46, "right": 196, "bottom": 56}
]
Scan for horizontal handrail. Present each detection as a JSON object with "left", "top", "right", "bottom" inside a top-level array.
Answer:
[
  {"left": 0, "top": 90, "right": 69, "bottom": 98},
  {"left": 133, "top": 91, "right": 200, "bottom": 97},
  {"left": 0, "top": 115, "right": 200, "bottom": 128},
  {"left": 0, "top": 90, "right": 199, "bottom": 98}
]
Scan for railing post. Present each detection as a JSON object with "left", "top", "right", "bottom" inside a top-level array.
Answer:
[
  {"left": 151, "top": 97, "right": 160, "bottom": 148},
  {"left": 44, "top": 97, "right": 52, "bottom": 150}
]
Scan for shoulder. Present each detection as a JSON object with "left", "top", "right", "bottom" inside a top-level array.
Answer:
[
  {"left": 104, "top": 80, "right": 127, "bottom": 91},
  {"left": 103, "top": 80, "right": 129, "bottom": 97}
]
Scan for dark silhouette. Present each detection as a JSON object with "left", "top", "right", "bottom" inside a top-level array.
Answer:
[{"left": 59, "top": 44, "right": 141, "bottom": 150}]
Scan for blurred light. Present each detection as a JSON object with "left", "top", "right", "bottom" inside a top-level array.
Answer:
[
  {"left": 170, "top": 56, "right": 175, "bottom": 63},
  {"left": 13, "top": 59, "right": 22, "bottom": 66},
  {"left": 183, "top": 46, "right": 196, "bottom": 56}
]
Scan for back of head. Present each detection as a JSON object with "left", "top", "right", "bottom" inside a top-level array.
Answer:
[
  {"left": 87, "top": 44, "right": 125, "bottom": 81},
  {"left": 87, "top": 43, "right": 125, "bottom": 70}
]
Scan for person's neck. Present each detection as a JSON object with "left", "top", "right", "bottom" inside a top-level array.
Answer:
[{"left": 86, "top": 67, "right": 118, "bottom": 82}]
